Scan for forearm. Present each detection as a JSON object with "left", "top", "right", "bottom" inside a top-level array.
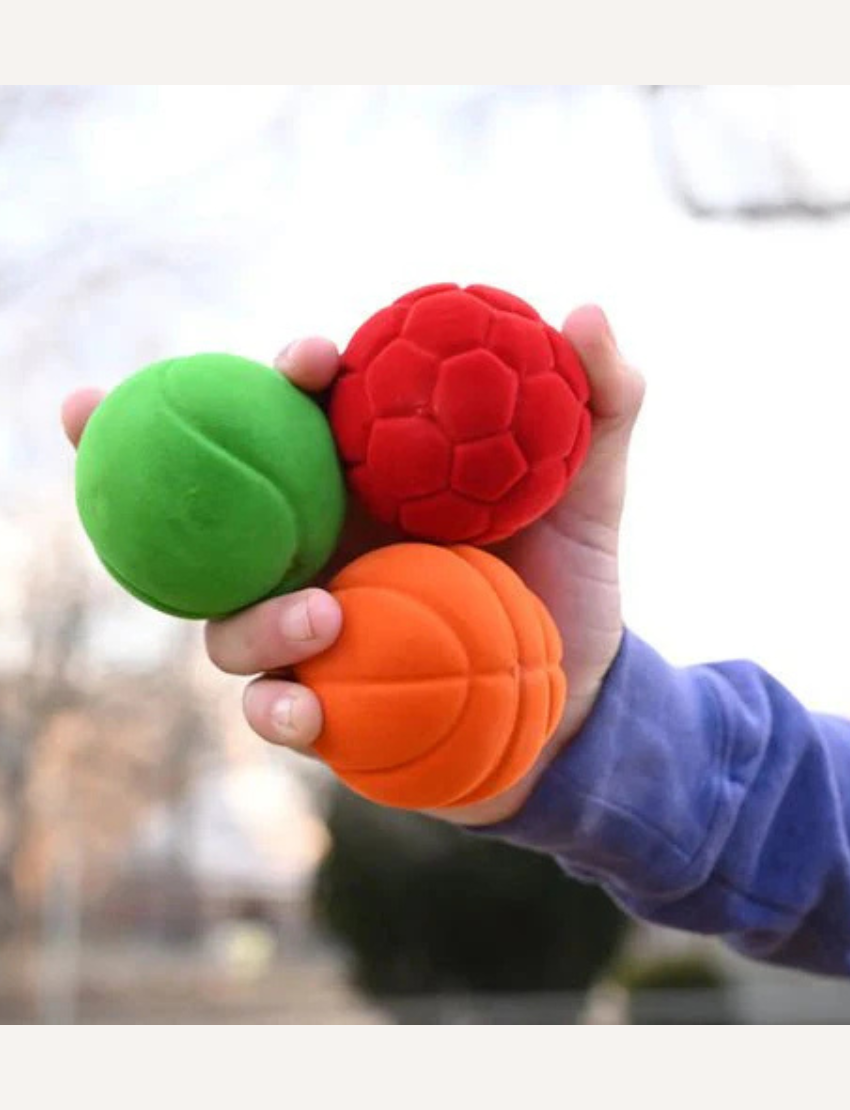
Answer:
[{"left": 474, "top": 630, "right": 850, "bottom": 975}]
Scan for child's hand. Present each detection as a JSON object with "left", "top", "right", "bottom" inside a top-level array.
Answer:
[
  {"left": 61, "top": 311, "right": 644, "bottom": 826},
  {"left": 211, "top": 312, "right": 645, "bottom": 826}
]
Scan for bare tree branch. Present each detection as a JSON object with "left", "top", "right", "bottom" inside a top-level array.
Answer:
[{"left": 646, "top": 86, "right": 850, "bottom": 221}]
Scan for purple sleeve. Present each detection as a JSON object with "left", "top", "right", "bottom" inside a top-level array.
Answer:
[{"left": 472, "top": 629, "right": 850, "bottom": 975}]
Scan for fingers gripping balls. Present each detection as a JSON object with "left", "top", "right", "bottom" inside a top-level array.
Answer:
[
  {"left": 72, "top": 286, "right": 576, "bottom": 812},
  {"left": 294, "top": 544, "right": 567, "bottom": 810},
  {"left": 330, "top": 283, "right": 592, "bottom": 545},
  {"left": 75, "top": 354, "right": 346, "bottom": 619}
]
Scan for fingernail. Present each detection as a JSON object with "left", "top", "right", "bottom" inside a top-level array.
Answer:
[
  {"left": 274, "top": 340, "right": 303, "bottom": 372},
  {"left": 271, "top": 695, "right": 298, "bottom": 739},
  {"left": 595, "top": 307, "right": 621, "bottom": 355},
  {"left": 279, "top": 596, "right": 315, "bottom": 642}
]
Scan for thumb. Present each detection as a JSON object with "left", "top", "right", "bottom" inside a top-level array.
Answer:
[
  {"left": 562, "top": 305, "right": 645, "bottom": 432},
  {"left": 549, "top": 306, "right": 645, "bottom": 533}
]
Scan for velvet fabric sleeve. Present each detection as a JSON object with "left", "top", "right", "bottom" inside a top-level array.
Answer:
[{"left": 471, "top": 630, "right": 850, "bottom": 975}]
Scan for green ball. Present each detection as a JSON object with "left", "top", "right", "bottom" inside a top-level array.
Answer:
[{"left": 75, "top": 353, "right": 346, "bottom": 619}]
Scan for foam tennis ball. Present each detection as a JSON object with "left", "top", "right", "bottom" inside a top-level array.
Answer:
[
  {"left": 75, "top": 353, "right": 346, "bottom": 619},
  {"left": 294, "top": 543, "right": 566, "bottom": 810},
  {"left": 329, "top": 283, "right": 592, "bottom": 545}
]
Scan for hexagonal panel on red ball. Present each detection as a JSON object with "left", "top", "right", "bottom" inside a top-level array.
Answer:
[
  {"left": 434, "top": 350, "right": 518, "bottom": 443},
  {"left": 465, "top": 285, "right": 540, "bottom": 320},
  {"left": 399, "top": 490, "right": 491, "bottom": 542},
  {"left": 402, "top": 289, "right": 491, "bottom": 356},
  {"left": 342, "top": 305, "right": 407, "bottom": 375},
  {"left": 452, "top": 433, "right": 528, "bottom": 503},
  {"left": 486, "top": 458, "right": 568, "bottom": 543},
  {"left": 365, "top": 339, "right": 440, "bottom": 417},
  {"left": 394, "top": 283, "right": 459, "bottom": 308},
  {"left": 367, "top": 417, "right": 451, "bottom": 501},
  {"left": 487, "top": 313, "right": 554, "bottom": 377},
  {"left": 513, "top": 375, "right": 583, "bottom": 463}
]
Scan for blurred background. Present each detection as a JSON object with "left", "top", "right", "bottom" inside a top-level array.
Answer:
[{"left": 3, "top": 84, "right": 850, "bottom": 1024}]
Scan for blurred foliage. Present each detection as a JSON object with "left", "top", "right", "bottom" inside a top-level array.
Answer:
[
  {"left": 313, "top": 786, "right": 628, "bottom": 998},
  {"left": 610, "top": 952, "right": 731, "bottom": 1024},
  {"left": 0, "top": 522, "right": 223, "bottom": 939},
  {"left": 612, "top": 952, "right": 726, "bottom": 992}
]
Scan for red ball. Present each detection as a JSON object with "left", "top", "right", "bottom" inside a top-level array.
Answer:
[{"left": 329, "top": 283, "right": 592, "bottom": 544}]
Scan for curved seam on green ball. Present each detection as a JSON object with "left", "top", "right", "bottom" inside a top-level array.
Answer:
[
  {"left": 99, "top": 551, "right": 208, "bottom": 619},
  {"left": 159, "top": 364, "right": 300, "bottom": 593}
]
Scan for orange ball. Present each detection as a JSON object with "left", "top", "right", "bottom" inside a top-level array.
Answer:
[{"left": 294, "top": 544, "right": 566, "bottom": 809}]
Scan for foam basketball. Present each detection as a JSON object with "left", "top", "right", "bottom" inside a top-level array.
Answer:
[
  {"left": 330, "top": 283, "right": 591, "bottom": 545},
  {"left": 294, "top": 543, "right": 567, "bottom": 810},
  {"left": 75, "top": 353, "right": 346, "bottom": 619}
]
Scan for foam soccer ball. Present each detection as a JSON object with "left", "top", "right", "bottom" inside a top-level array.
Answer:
[
  {"left": 329, "top": 283, "right": 591, "bottom": 545},
  {"left": 75, "top": 353, "right": 346, "bottom": 619},
  {"left": 294, "top": 543, "right": 566, "bottom": 810}
]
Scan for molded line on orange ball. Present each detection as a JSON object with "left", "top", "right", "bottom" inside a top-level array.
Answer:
[
  {"left": 332, "top": 670, "right": 520, "bottom": 808},
  {"left": 439, "top": 659, "right": 564, "bottom": 808},
  {"left": 321, "top": 549, "right": 530, "bottom": 802},
  {"left": 329, "top": 582, "right": 473, "bottom": 667},
  {"left": 447, "top": 544, "right": 567, "bottom": 800},
  {"left": 317, "top": 673, "right": 476, "bottom": 777},
  {"left": 308, "top": 663, "right": 561, "bottom": 688},
  {"left": 440, "top": 549, "right": 564, "bottom": 806},
  {"left": 314, "top": 663, "right": 562, "bottom": 779},
  {"left": 310, "top": 579, "right": 556, "bottom": 693},
  {"left": 303, "top": 542, "right": 564, "bottom": 808}
]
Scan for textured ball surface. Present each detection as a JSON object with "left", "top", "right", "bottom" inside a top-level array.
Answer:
[
  {"left": 294, "top": 543, "right": 566, "bottom": 810},
  {"left": 330, "top": 283, "right": 591, "bottom": 544},
  {"left": 76, "top": 353, "right": 346, "bottom": 619}
]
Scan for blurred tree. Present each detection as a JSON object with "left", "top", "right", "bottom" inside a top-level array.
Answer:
[
  {"left": 0, "top": 515, "right": 222, "bottom": 940},
  {"left": 648, "top": 85, "right": 850, "bottom": 220},
  {"left": 613, "top": 951, "right": 726, "bottom": 992},
  {"left": 313, "top": 786, "right": 628, "bottom": 1011},
  {"left": 0, "top": 522, "right": 89, "bottom": 934}
]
